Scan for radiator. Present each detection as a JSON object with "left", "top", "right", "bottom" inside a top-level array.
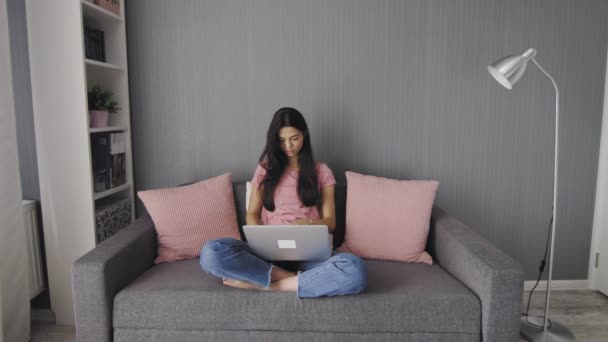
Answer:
[{"left": 22, "top": 200, "right": 44, "bottom": 299}]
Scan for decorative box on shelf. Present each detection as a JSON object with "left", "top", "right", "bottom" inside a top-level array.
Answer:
[
  {"left": 95, "top": 197, "right": 131, "bottom": 243},
  {"left": 94, "top": 0, "right": 120, "bottom": 16}
]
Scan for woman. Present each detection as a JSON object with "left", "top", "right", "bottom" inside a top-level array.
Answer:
[{"left": 200, "top": 107, "right": 367, "bottom": 298}]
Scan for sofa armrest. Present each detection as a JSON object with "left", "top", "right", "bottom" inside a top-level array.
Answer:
[
  {"left": 72, "top": 216, "right": 157, "bottom": 342},
  {"left": 430, "top": 206, "right": 524, "bottom": 342}
]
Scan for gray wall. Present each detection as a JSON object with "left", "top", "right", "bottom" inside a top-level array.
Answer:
[
  {"left": 8, "top": 0, "right": 39, "bottom": 201},
  {"left": 126, "top": 0, "right": 608, "bottom": 280}
]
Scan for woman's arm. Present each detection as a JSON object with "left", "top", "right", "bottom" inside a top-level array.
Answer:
[
  {"left": 292, "top": 185, "right": 336, "bottom": 233},
  {"left": 246, "top": 184, "right": 264, "bottom": 225}
]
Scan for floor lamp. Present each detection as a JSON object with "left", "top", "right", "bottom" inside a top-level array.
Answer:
[{"left": 488, "top": 48, "right": 575, "bottom": 342}]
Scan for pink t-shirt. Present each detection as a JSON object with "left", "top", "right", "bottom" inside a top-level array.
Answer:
[{"left": 250, "top": 162, "right": 336, "bottom": 225}]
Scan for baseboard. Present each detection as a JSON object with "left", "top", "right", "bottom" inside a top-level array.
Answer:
[
  {"left": 31, "top": 308, "right": 56, "bottom": 324},
  {"left": 524, "top": 279, "right": 589, "bottom": 291}
]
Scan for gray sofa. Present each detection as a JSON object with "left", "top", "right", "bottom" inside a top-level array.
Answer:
[{"left": 73, "top": 182, "right": 524, "bottom": 342}]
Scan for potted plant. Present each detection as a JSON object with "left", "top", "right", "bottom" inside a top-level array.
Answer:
[{"left": 88, "top": 85, "right": 120, "bottom": 128}]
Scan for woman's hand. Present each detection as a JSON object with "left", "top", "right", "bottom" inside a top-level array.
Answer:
[{"left": 291, "top": 218, "right": 311, "bottom": 225}]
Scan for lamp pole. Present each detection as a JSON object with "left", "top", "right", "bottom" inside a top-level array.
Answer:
[
  {"left": 488, "top": 49, "right": 575, "bottom": 341},
  {"left": 530, "top": 58, "right": 559, "bottom": 332}
]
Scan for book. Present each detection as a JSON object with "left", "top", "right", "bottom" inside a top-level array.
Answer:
[
  {"left": 110, "top": 153, "right": 126, "bottom": 187},
  {"left": 90, "top": 133, "right": 111, "bottom": 191},
  {"left": 84, "top": 27, "right": 106, "bottom": 62},
  {"left": 110, "top": 132, "right": 125, "bottom": 155}
]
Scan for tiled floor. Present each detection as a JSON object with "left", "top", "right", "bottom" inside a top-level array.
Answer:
[
  {"left": 520, "top": 290, "right": 608, "bottom": 342},
  {"left": 30, "top": 290, "right": 608, "bottom": 342},
  {"left": 30, "top": 322, "right": 74, "bottom": 342}
]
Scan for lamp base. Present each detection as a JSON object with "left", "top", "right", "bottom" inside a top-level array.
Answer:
[{"left": 520, "top": 316, "right": 576, "bottom": 341}]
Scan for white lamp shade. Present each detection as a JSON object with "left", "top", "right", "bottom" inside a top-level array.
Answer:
[{"left": 488, "top": 48, "right": 537, "bottom": 89}]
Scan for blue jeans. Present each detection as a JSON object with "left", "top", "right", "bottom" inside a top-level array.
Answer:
[{"left": 200, "top": 237, "right": 368, "bottom": 298}]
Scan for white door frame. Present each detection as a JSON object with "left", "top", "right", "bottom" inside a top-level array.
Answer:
[
  {"left": 1, "top": 0, "right": 30, "bottom": 339},
  {"left": 588, "top": 46, "right": 608, "bottom": 290}
]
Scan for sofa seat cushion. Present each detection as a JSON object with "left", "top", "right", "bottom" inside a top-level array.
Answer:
[{"left": 113, "top": 259, "right": 481, "bottom": 334}]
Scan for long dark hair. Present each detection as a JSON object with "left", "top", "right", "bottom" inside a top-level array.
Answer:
[{"left": 258, "top": 107, "right": 320, "bottom": 212}]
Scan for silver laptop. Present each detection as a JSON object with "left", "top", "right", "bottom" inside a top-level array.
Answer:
[{"left": 243, "top": 225, "right": 332, "bottom": 261}]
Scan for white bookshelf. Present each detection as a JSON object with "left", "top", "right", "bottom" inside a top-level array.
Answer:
[
  {"left": 26, "top": 0, "right": 134, "bottom": 325},
  {"left": 89, "top": 125, "right": 128, "bottom": 133},
  {"left": 93, "top": 183, "right": 131, "bottom": 200},
  {"left": 85, "top": 58, "right": 124, "bottom": 71}
]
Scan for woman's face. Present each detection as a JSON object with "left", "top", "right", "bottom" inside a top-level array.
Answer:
[{"left": 278, "top": 126, "right": 304, "bottom": 159}]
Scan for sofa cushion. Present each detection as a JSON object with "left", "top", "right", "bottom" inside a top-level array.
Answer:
[
  {"left": 113, "top": 259, "right": 480, "bottom": 334},
  {"left": 137, "top": 173, "right": 242, "bottom": 263},
  {"left": 337, "top": 171, "right": 438, "bottom": 264}
]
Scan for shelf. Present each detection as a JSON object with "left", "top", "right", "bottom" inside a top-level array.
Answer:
[
  {"left": 27, "top": 0, "right": 133, "bottom": 324},
  {"left": 22, "top": 199, "right": 36, "bottom": 206},
  {"left": 93, "top": 183, "right": 130, "bottom": 200},
  {"left": 89, "top": 126, "right": 128, "bottom": 133},
  {"left": 81, "top": 0, "right": 122, "bottom": 22},
  {"left": 85, "top": 59, "right": 123, "bottom": 72}
]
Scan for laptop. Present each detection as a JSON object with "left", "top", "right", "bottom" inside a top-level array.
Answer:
[{"left": 242, "top": 225, "right": 332, "bottom": 261}]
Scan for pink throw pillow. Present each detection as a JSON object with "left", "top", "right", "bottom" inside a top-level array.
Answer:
[
  {"left": 337, "top": 171, "right": 439, "bottom": 264},
  {"left": 138, "top": 173, "right": 241, "bottom": 264}
]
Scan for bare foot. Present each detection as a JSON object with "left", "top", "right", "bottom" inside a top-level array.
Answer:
[
  {"left": 222, "top": 275, "right": 298, "bottom": 292},
  {"left": 220, "top": 266, "right": 295, "bottom": 291},
  {"left": 271, "top": 266, "right": 298, "bottom": 281},
  {"left": 222, "top": 278, "right": 270, "bottom": 291},
  {"left": 269, "top": 275, "right": 298, "bottom": 292}
]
